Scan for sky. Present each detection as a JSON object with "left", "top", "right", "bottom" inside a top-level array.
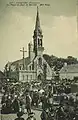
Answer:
[{"left": 0, "top": 0, "right": 77, "bottom": 71}]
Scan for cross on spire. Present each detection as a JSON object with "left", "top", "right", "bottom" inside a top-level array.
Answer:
[{"left": 20, "top": 47, "right": 27, "bottom": 70}]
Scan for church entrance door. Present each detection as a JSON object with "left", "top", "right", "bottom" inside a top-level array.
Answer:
[{"left": 38, "top": 73, "right": 44, "bottom": 81}]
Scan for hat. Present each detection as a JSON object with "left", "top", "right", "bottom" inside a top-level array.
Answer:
[
  {"left": 76, "top": 93, "right": 78, "bottom": 96},
  {"left": 17, "top": 112, "right": 23, "bottom": 117},
  {"left": 28, "top": 112, "right": 35, "bottom": 117},
  {"left": 15, "top": 95, "right": 17, "bottom": 98},
  {"left": 45, "top": 109, "right": 49, "bottom": 113}
]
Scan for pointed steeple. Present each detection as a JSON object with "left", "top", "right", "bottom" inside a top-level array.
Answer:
[
  {"left": 35, "top": 6, "right": 41, "bottom": 31},
  {"left": 33, "top": 6, "right": 44, "bottom": 57}
]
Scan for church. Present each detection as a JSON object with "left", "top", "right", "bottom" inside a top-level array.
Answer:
[{"left": 4, "top": 7, "right": 53, "bottom": 82}]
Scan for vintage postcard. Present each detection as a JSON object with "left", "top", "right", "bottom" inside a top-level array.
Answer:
[{"left": 0, "top": 0, "right": 77, "bottom": 120}]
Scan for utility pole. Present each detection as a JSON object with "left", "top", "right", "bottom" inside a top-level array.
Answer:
[{"left": 20, "top": 47, "right": 27, "bottom": 70}]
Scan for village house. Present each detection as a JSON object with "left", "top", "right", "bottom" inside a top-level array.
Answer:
[{"left": 60, "top": 64, "right": 78, "bottom": 81}]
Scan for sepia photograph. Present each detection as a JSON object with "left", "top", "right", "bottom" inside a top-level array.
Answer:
[{"left": 0, "top": 0, "right": 78, "bottom": 120}]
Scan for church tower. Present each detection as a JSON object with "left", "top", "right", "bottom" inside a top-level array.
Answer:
[{"left": 33, "top": 6, "right": 44, "bottom": 57}]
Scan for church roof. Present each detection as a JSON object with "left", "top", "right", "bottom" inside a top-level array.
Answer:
[
  {"left": 11, "top": 57, "right": 30, "bottom": 67},
  {"left": 60, "top": 64, "right": 78, "bottom": 74},
  {"left": 10, "top": 55, "right": 52, "bottom": 69}
]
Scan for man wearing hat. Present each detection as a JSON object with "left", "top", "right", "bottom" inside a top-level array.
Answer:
[
  {"left": 26, "top": 112, "right": 36, "bottom": 120},
  {"left": 26, "top": 93, "right": 32, "bottom": 115},
  {"left": 14, "top": 112, "right": 25, "bottom": 120},
  {"left": 12, "top": 96, "right": 20, "bottom": 113},
  {"left": 40, "top": 109, "right": 48, "bottom": 120}
]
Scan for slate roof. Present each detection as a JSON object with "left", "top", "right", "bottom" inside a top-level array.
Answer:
[
  {"left": 10, "top": 55, "right": 51, "bottom": 69},
  {"left": 11, "top": 57, "right": 30, "bottom": 67},
  {"left": 60, "top": 64, "right": 78, "bottom": 74}
]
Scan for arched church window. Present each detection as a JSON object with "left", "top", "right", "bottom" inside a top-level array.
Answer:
[
  {"left": 34, "top": 30, "right": 37, "bottom": 35},
  {"left": 38, "top": 38, "right": 40, "bottom": 46},
  {"left": 43, "top": 63, "right": 47, "bottom": 80},
  {"left": 20, "top": 66, "right": 21, "bottom": 70},
  {"left": 40, "top": 39, "right": 42, "bottom": 46},
  {"left": 32, "top": 63, "right": 34, "bottom": 70},
  {"left": 38, "top": 38, "right": 42, "bottom": 47},
  {"left": 43, "top": 64, "right": 47, "bottom": 69},
  {"left": 29, "top": 66, "right": 31, "bottom": 70},
  {"left": 38, "top": 58, "right": 42, "bottom": 66},
  {"left": 47, "top": 69, "right": 49, "bottom": 74}
]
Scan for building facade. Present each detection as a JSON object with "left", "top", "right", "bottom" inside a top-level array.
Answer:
[
  {"left": 4, "top": 7, "right": 53, "bottom": 82},
  {"left": 60, "top": 64, "right": 78, "bottom": 80}
]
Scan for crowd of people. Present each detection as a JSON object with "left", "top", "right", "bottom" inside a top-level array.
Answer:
[{"left": 0, "top": 79, "right": 78, "bottom": 120}]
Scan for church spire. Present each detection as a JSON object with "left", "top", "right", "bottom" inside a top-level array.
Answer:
[
  {"left": 33, "top": 6, "right": 44, "bottom": 57},
  {"left": 35, "top": 6, "right": 41, "bottom": 31}
]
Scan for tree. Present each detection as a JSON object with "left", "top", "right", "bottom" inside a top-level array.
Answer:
[
  {"left": 43, "top": 54, "right": 78, "bottom": 72},
  {"left": 66, "top": 56, "right": 78, "bottom": 65}
]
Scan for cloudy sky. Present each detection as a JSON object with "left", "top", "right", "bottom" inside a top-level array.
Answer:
[{"left": 0, "top": 0, "right": 77, "bottom": 71}]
